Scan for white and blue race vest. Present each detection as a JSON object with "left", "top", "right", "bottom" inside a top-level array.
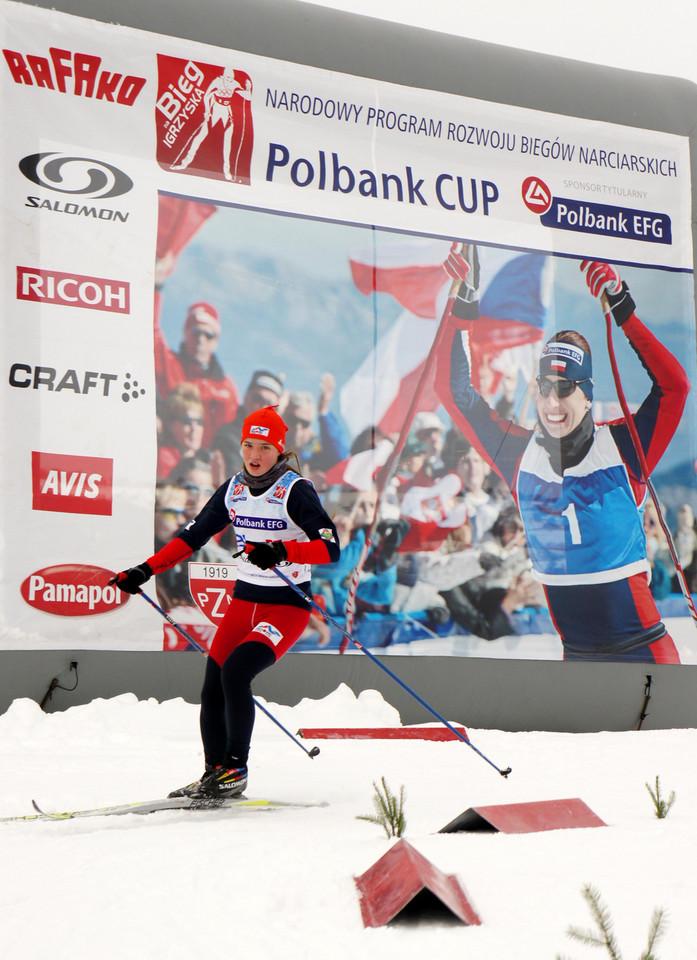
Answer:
[
  {"left": 224, "top": 470, "right": 311, "bottom": 589},
  {"left": 516, "top": 425, "right": 648, "bottom": 586}
]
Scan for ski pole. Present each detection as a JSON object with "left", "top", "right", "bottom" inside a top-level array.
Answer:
[
  {"left": 137, "top": 588, "right": 320, "bottom": 759},
  {"left": 600, "top": 290, "right": 697, "bottom": 629},
  {"left": 268, "top": 566, "right": 511, "bottom": 777}
]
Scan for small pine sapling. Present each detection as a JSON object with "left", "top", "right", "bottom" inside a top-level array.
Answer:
[
  {"left": 356, "top": 776, "right": 406, "bottom": 838},
  {"left": 555, "top": 883, "right": 667, "bottom": 960},
  {"left": 645, "top": 775, "right": 676, "bottom": 819}
]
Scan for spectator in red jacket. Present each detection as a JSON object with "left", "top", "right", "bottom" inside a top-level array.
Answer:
[{"left": 154, "top": 299, "right": 239, "bottom": 446}]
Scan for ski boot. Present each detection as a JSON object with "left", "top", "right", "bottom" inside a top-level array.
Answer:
[{"left": 199, "top": 763, "right": 248, "bottom": 799}]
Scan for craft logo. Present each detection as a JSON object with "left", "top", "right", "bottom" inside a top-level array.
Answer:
[
  {"left": 21, "top": 564, "right": 126, "bottom": 617},
  {"left": 3, "top": 48, "right": 146, "bottom": 105},
  {"left": 17, "top": 266, "right": 130, "bottom": 314},
  {"left": 8, "top": 363, "right": 146, "bottom": 404},
  {"left": 20, "top": 153, "right": 133, "bottom": 223},
  {"left": 32, "top": 451, "right": 113, "bottom": 516},
  {"left": 156, "top": 55, "right": 253, "bottom": 184},
  {"left": 522, "top": 175, "right": 672, "bottom": 245},
  {"left": 272, "top": 484, "right": 288, "bottom": 500}
]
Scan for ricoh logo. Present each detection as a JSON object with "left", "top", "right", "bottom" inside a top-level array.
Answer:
[
  {"left": 20, "top": 153, "right": 132, "bottom": 223},
  {"left": 21, "top": 564, "right": 126, "bottom": 617},
  {"left": 32, "top": 451, "right": 113, "bottom": 516},
  {"left": 3, "top": 47, "right": 146, "bottom": 105},
  {"left": 17, "top": 266, "right": 130, "bottom": 314}
]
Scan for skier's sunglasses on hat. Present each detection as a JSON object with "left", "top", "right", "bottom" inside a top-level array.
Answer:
[{"left": 536, "top": 375, "right": 591, "bottom": 399}]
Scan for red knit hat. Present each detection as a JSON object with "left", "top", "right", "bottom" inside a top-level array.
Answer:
[{"left": 241, "top": 406, "right": 288, "bottom": 453}]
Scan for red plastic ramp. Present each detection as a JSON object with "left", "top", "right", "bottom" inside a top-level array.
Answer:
[
  {"left": 354, "top": 838, "right": 481, "bottom": 928},
  {"left": 298, "top": 726, "right": 468, "bottom": 741},
  {"left": 439, "top": 798, "right": 606, "bottom": 834}
]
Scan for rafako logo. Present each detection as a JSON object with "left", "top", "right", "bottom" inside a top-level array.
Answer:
[
  {"left": 21, "top": 564, "right": 126, "bottom": 617},
  {"left": 32, "top": 451, "right": 113, "bottom": 516},
  {"left": 17, "top": 266, "right": 130, "bottom": 314},
  {"left": 20, "top": 153, "right": 132, "bottom": 222},
  {"left": 3, "top": 48, "right": 146, "bottom": 105}
]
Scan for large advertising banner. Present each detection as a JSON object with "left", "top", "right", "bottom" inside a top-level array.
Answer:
[{"left": 1, "top": 0, "right": 696, "bottom": 663}]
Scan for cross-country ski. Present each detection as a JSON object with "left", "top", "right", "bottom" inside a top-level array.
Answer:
[{"left": 0, "top": 796, "right": 326, "bottom": 823}]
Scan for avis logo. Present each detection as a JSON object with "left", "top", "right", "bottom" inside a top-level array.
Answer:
[
  {"left": 21, "top": 564, "right": 126, "bottom": 617},
  {"left": 20, "top": 153, "right": 133, "bottom": 199},
  {"left": 156, "top": 56, "right": 253, "bottom": 184},
  {"left": 17, "top": 266, "right": 130, "bottom": 314},
  {"left": 32, "top": 452, "right": 113, "bottom": 516},
  {"left": 522, "top": 176, "right": 552, "bottom": 214}
]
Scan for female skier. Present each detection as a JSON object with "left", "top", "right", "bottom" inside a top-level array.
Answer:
[
  {"left": 110, "top": 405, "right": 340, "bottom": 797},
  {"left": 437, "top": 254, "right": 690, "bottom": 662}
]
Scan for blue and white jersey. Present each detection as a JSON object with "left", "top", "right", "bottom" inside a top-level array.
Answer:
[
  {"left": 224, "top": 470, "right": 311, "bottom": 589},
  {"left": 516, "top": 425, "right": 648, "bottom": 585}
]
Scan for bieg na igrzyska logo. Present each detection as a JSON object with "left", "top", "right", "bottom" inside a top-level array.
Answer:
[
  {"left": 155, "top": 56, "right": 253, "bottom": 184},
  {"left": 19, "top": 153, "right": 133, "bottom": 199}
]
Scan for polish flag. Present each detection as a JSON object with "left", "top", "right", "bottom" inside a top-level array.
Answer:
[
  {"left": 324, "top": 438, "right": 394, "bottom": 491},
  {"left": 339, "top": 241, "right": 551, "bottom": 439}
]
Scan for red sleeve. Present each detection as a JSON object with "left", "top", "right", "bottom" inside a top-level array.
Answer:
[
  {"left": 153, "top": 289, "right": 185, "bottom": 396},
  {"left": 622, "top": 312, "right": 690, "bottom": 474},
  {"left": 146, "top": 536, "right": 193, "bottom": 574},
  {"left": 283, "top": 539, "right": 334, "bottom": 565}
]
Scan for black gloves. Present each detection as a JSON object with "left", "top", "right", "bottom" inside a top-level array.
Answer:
[
  {"left": 246, "top": 541, "right": 287, "bottom": 570},
  {"left": 604, "top": 281, "right": 636, "bottom": 327},
  {"left": 108, "top": 563, "right": 153, "bottom": 595}
]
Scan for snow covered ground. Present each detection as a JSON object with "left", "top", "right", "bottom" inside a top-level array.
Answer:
[{"left": 1, "top": 685, "right": 695, "bottom": 960}]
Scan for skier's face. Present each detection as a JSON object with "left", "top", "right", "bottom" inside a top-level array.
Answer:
[
  {"left": 241, "top": 438, "right": 280, "bottom": 476},
  {"left": 184, "top": 324, "right": 218, "bottom": 366},
  {"left": 536, "top": 375, "right": 589, "bottom": 439}
]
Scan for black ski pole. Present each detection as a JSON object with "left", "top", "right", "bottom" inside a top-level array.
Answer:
[
  {"left": 268, "top": 565, "right": 511, "bottom": 777},
  {"left": 137, "top": 589, "right": 320, "bottom": 759}
]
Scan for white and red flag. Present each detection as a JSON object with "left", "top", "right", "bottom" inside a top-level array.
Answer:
[{"left": 339, "top": 241, "right": 551, "bottom": 441}]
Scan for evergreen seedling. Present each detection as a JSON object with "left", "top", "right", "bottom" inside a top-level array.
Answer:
[
  {"left": 645, "top": 775, "right": 676, "bottom": 819},
  {"left": 556, "top": 883, "right": 667, "bottom": 960},
  {"left": 356, "top": 776, "right": 406, "bottom": 838}
]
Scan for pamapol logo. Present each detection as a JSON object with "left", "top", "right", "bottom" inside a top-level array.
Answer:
[
  {"left": 155, "top": 56, "right": 253, "bottom": 184},
  {"left": 21, "top": 564, "right": 126, "bottom": 617},
  {"left": 20, "top": 153, "right": 133, "bottom": 199},
  {"left": 31, "top": 451, "right": 113, "bottom": 516}
]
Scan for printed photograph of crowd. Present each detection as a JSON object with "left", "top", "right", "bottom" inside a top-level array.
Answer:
[{"left": 150, "top": 195, "right": 697, "bottom": 661}]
